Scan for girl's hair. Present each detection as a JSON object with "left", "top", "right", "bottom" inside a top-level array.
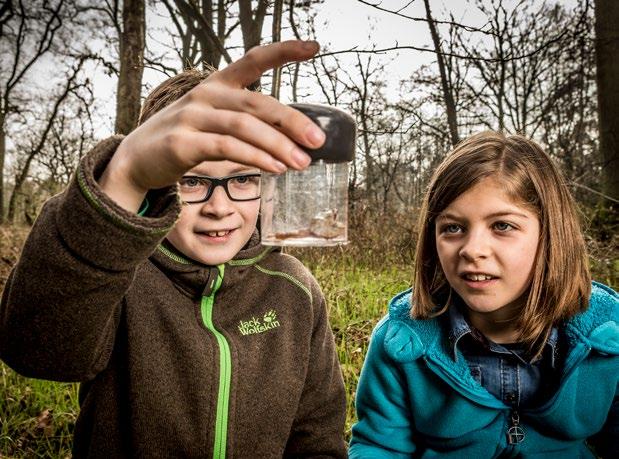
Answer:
[
  {"left": 412, "top": 131, "right": 591, "bottom": 354},
  {"left": 138, "top": 66, "right": 216, "bottom": 124}
]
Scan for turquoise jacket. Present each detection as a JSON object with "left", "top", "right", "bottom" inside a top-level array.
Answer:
[{"left": 350, "top": 282, "right": 619, "bottom": 458}]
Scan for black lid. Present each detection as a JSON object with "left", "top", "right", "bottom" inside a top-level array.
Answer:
[{"left": 290, "top": 103, "right": 356, "bottom": 163}]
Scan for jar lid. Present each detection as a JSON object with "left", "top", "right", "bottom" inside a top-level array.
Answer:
[{"left": 289, "top": 103, "right": 356, "bottom": 163}]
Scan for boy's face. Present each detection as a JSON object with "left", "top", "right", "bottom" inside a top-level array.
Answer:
[
  {"left": 167, "top": 160, "right": 261, "bottom": 266},
  {"left": 434, "top": 176, "right": 540, "bottom": 338}
]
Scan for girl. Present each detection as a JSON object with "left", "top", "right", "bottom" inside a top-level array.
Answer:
[{"left": 349, "top": 131, "right": 618, "bottom": 458}]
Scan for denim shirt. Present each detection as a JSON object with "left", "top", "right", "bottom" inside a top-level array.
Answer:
[
  {"left": 447, "top": 303, "right": 619, "bottom": 455},
  {"left": 448, "top": 304, "right": 560, "bottom": 409}
]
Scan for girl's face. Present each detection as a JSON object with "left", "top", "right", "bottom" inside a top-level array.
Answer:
[{"left": 435, "top": 176, "right": 540, "bottom": 338}]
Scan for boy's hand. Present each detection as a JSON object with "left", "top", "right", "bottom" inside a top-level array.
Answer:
[{"left": 99, "top": 40, "right": 324, "bottom": 212}]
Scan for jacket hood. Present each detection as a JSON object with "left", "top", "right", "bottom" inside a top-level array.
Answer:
[
  {"left": 565, "top": 282, "right": 619, "bottom": 354},
  {"left": 383, "top": 289, "right": 483, "bottom": 396}
]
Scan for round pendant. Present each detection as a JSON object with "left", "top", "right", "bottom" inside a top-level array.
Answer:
[{"left": 507, "top": 425, "right": 526, "bottom": 444}]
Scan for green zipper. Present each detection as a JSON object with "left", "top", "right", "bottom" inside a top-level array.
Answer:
[{"left": 200, "top": 264, "right": 230, "bottom": 459}]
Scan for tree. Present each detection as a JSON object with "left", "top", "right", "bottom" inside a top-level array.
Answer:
[
  {"left": 7, "top": 57, "right": 89, "bottom": 221},
  {"left": 0, "top": 0, "right": 14, "bottom": 37},
  {"left": 238, "top": 0, "right": 268, "bottom": 53},
  {"left": 161, "top": 0, "right": 233, "bottom": 70},
  {"left": 115, "top": 0, "right": 145, "bottom": 134},
  {"left": 423, "top": 0, "right": 459, "bottom": 146},
  {"left": 0, "top": 0, "right": 65, "bottom": 223},
  {"left": 270, "top": 0, "right": 284, "bottom": 99},
  {"left": 594, "top": 0, "right": 619, "bottom": 203},
  {"left": 453, "top": 0, "right": 589, "bottom": 137}
]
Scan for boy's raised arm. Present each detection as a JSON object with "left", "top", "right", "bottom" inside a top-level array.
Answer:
[
  {"left": 0, "top": 136, "right": 180, "bottom": 382},
  {"left": 0, "top": 40, "right": 325, "bottom": 382},
  {"left": 99, "top": 40, "right": 324, "bottom": 212}
]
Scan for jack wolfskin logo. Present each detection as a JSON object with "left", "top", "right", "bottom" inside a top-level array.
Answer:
[{"left": 238, "top": 309, "right": 280, "bottom": 336}]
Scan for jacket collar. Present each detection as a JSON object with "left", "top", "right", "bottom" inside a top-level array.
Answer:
[
  {"left": 447, "top": 301, "right": 559, "bottom": 367},
  {"left": 149, "top": 230, "right": 276, "bottom": 298},
  {"left": 384, "top": 283, "right": 618, "bottom": 408},
  {"left": 387, "top": 282, "right": 619, "bottom": 363}
]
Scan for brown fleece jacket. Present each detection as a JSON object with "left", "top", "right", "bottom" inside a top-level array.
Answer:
[{"left": 0, "top": 136, "right": 347, "bottom": 458}]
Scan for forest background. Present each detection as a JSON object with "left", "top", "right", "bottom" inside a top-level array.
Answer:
[{"left": 0, "top": 0, "right": 617, "bottom": 456}]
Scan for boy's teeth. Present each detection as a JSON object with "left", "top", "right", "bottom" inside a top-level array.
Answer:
[
  {"left": 206, "top": 230, "right": 230, "bottom": 237},
  {"left": 465, "top": 274, "right": 493, "bottom": 281}
]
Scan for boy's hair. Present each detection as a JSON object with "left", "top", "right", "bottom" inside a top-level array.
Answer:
[
  {"left": 412, "top": 130, "right": 591, "bottom": 353},
  {"left": 138, "top": 66, "right": 216, "bottom": 124}
]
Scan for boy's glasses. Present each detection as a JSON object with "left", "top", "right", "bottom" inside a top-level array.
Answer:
[{"left": 179, "top": 174, "right": 261, "bottom": 204}]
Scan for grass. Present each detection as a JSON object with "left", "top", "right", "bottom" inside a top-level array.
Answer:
[
  {"left": 310, "top": 260, "right": 412, "bottom": 436},
  {"left": 0, "top": 226, "right": 78, "bottom": 458},
  {"left": 0, "top": 368, "right": 78, "bottom": 458},
  {"left": 0, "top": 213, "right": 616, "bottom": 456}
]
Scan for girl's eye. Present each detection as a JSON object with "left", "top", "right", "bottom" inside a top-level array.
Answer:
[
  {"left": 441, "top": 224, "right": 462, "bottom": 234},
  {"left": 494, "top": 221, "right": 514, "bottom": 232}
]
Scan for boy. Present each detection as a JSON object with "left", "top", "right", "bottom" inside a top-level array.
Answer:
[{"left": 0, "top": 41, "right": 347, "bottom": 458}]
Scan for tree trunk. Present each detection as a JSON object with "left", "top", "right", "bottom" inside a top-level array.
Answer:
[
  {"left": 595, "top": 0, "right": 619, "bottom": 203},
  {"left": 288, "top": 0, "right": 302, "bottom": 102},
  {"left": 270, "top": 0, "right": 283, "bottom": 99},
  {"left": 360, "top": 106, "right": 373, "bottom": 204},
  {"left": 357, "top": 59, "right": 374, "bottom": 204},
  {"left": 423, "top": 0, "right": 459, "bottom": 146},
  {"left": 115, "top": 0, "right": 145, "bottom": 135},
  {"left": 212, "top": 0, "right": 227, "bottom": 68},
  {"left": 0, "top": 111, "right": 5, "bottom": 223},
  {"left": 239, "top": 0, "right": 268, "bottom": 89},
  {"left": 200, "top": 0, "right": 215, "bottom": 67},
  {"left": 174, "top": 0, "right": 232, "bottom": 67},
  {"left": 238, "top": 0, "right": 268, "bottom": 52}
]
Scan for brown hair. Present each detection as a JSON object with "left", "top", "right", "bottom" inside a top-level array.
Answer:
[
  {"left": 138, "top": 66, "right": 216, "bottom": 124},
  {"left": 412, "top": 131, "right": 591, "bottom": 355}
]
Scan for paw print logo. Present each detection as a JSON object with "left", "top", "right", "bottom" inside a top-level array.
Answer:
[{"left": 263, "top": 309, "right": 277, "bottom": 323}]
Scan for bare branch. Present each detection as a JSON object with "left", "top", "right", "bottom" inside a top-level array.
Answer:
[
  {"left": 175, "top": 0, "right": 232, "bottom": 64},
  {"left": 569, "top": 181, "right": 619, "bottom": 204},
  {"left": 271, "top": 0, "right": 283, "bottom": 99},
  {"left": 6, "top": 0, "right": 64, "bottom": 96},
  {"left": 309, "top": 28, "right": 572, "bottom": 64},
  {"left": 8, "top": 56, "right": 88, "bottom": 220},
  {"left": 143, "top": 56, "right": 178, "bottom": 77},
  {"left": 0, "top": 0, "right": 14, "bottom": 37},
  {"left": 356, "top": 0, "right": 494, "bottom": 35}
]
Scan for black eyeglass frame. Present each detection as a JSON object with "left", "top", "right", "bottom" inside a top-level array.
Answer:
[{"left": 179, "top": 173, "right": 262, "bottom": 204}]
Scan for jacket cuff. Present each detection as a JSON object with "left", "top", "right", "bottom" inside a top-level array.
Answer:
[{"left": 56, "top": 135, "right": 181, "bottom": 271}]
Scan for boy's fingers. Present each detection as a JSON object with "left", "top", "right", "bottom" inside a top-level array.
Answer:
[
  {"left": 208, "top": 40, "right": 319, "bottom": 89},
  {"left": 185, "top": 131, "right": 289, "bottom": 174},
  {"left": 195, "top": 87, "right": 325, "bottom": 149},
  {"left": 190, "top": 107, "right": 312, "bottom": 170}
]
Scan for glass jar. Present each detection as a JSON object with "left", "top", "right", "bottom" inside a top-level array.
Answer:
[{"left": 260, "top": 104, "right": 356, "bottom": 247}]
